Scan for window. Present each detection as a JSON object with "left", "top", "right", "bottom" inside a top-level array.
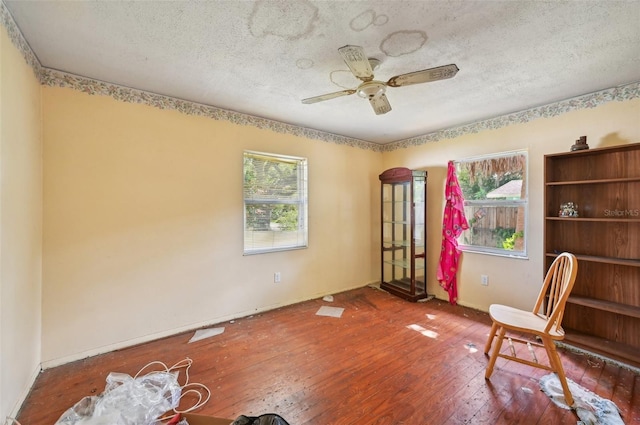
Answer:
[
  {"left": 243, "top": 151, "right": 308, "bottom": 254},
  {"left": 455, "top": 151, "right": 527, "bottom": 257}
]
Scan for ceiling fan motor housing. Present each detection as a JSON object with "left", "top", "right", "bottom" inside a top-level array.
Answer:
[{"left": 357, "top": 81, "right": 387, "bottom": 99}]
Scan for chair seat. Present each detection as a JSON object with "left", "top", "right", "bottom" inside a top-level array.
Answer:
[{"left": 489, "top": 304, "right": 565, "bottom": 340}]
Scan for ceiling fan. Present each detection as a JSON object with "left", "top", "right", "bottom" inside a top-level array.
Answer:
[{"left": 302, "top": 45, "right": 459, "bottom": 115}]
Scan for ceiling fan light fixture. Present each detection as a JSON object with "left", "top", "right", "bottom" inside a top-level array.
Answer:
[
  {"left": 368, "top": 58, "right": 381, "bottom": 71},
  {"left": 302, "top": 45, "right": 459, "bottom": 116},
  {"left": 357, "top": 81, "right": 386, "bottom": 99}
]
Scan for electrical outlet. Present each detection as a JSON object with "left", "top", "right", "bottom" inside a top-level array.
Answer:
[
  {"left": 274, "top": 272, "right": 281, "bottom": 283},
  {"left": 481, "top": 275, "right": 489, "bottom": 286}
]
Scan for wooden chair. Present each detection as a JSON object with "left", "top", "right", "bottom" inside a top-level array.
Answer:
[{"left": 484, "top": 252, "right": 578, "bottom": 407}]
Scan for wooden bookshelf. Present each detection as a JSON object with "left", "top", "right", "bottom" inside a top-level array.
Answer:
[{"left": 544, "top": 142, "right": 640, "bottom": 367}]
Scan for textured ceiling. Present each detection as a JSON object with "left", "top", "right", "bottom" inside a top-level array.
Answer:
[{"left": 4, "top": 0, "right": 640, "bottom": 145}]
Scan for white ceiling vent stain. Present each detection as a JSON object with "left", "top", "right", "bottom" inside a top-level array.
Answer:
[
  {"left": 296, "top": 58, "right": 314, "bottom": 70},
  {"left": 350, "top": 9, "right": 389, "bottom": 32},
  {"left": 249, "top": 0, "right": 318, "bottom": 40},
  {"left": 330, "top": 69, "right": 358, "bottom": 90},
  {"left": 381, "top": 30, "right": 428, "bottom": 57}
]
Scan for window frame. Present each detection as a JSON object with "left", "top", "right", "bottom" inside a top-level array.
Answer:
[
  {"left": 243, "top": 150, "right": 308, "bottom": 255},
  {"left": 454, "top": 150, "right": 528, "bottom": 258}
]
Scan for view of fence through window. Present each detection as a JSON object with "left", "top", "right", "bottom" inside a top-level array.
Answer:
[
  {"left": 243, "top": 151, "right": 308, "bottom": 254},
  {"left": 455, "top": 151, "right": 527, "bottom": 257}
]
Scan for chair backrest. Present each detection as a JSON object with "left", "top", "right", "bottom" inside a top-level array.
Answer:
[{"left": 532, "top": 252, "right": 578, "bottom": 334}]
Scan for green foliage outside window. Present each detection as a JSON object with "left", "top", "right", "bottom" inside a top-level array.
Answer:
[
  {"left": 244, "top": 155, "right": 300, "bottom": 231},
  {"left": 243, "top": 151, "right": 308, "bottom": 254},
  {"left": 455, "top": 152, "right": 527, "bottom": 256},
  {"left": 457, "top": 168, "right": 522, "bottom": 201}
]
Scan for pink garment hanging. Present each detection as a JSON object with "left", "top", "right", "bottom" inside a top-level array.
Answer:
[{"left": 437, "top": 161, "right": 469, "bottom": 305}]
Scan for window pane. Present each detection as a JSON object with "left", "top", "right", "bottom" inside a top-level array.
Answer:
[
  {"left": 243, "top": 151, "right": 308, "bottom": 254},
  {"left": 455, "top": 151, "right": 527, "bottom": 256},
  {"left": 460, "top": 205, "right": 525, "bottom": 252}
]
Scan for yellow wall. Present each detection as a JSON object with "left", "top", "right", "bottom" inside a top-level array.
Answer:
[
  {"left": 383, "top": 99, "right": 640, "bottom": 312},
  {"left": 0, "top": 27, "right": 42, "bottom": 417},
  {"left": 41, "top": 87, "right": 382, "bottom": 364},
  {"left": 40, "top": 84, "right": 640, "bottom": 366}
]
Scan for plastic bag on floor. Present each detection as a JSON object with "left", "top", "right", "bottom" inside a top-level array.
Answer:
[{"left": 55, "top": 370, "right": 181, "bottom": 425}]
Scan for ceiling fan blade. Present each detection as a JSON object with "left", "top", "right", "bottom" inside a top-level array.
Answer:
[
  {"left": 387, "top": 64, "right": 459, "bottom": 88},
  {"left": 338, "top": 45, "right": 374, "bottom": 82},
  {"left": 369, "top": 93, "right": 392, "bottom": 115},
  {"left": 301, "top": 89, "right": 356, "bottom": 104}
]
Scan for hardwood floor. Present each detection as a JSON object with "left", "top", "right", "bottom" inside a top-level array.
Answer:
[{"left": 17, "top": 286, "right": 640, "bottom": 424}]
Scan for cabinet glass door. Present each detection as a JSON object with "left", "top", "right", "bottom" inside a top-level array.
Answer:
[
  {"left": 382, "top": 181, "right": 411, "bottom": 284},
  {"left": 379, "top": 168, "right": 427, "bottom": 301},
  {"left": 413, "top": 173, "right": 426, "bottom": 293}
]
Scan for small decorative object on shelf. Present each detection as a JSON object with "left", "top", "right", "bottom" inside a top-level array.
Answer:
[
  {"left": 559, "top": 202, "right": 579, "bottom": 217},
  {"left": 570, "top": 135, "right": 589, "bottom": 151}
]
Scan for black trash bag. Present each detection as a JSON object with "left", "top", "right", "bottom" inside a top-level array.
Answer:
[{"left": 231, "top": 413, "right": 291, "bottom": 425}]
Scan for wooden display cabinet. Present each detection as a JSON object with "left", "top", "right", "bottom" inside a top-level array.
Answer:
[
  {"left": 379, "top": 167, "right": 428, "bottom": 302},
  {"left": 543, "top": 142, "right": 640, "bottom": 366}
]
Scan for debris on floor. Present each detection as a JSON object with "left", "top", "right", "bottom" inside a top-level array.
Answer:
[
  {"left": 54, "top": 358, "right": 210, "bottom": 425},
  {"left": 540, "top": 373, "right": 624, "bottom": 424},
  {"left": 464, "top": 342, "right": 478, "bottom": 353},
  {"left": 316, "top": 306, "right": 344, "bottom": 318},
  {"left": 417, "top": 294, "right": 435, "bottom": 303},
  {"left": 188, "top": 327, "right": 225, "bottom": 343}
]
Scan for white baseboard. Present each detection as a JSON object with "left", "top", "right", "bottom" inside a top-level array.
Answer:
[
  {"left": 7, "top": 363, "right": 41, "bottom": 421},
  {"left": 41, "top": 283, "right": 367, "bottom": 369}
]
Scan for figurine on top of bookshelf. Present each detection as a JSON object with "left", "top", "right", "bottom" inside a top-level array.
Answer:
[
  {"left": 559, "top": 202, "right": 579, "bottom": 217},
  {"left": 570, "top": 136, "right": 589, "bottom": 151}
]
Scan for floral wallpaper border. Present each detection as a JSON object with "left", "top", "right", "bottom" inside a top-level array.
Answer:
[
  {"left": 38, "top": 67, "right": 379, "bottom": 152},
  {"left": 3, "top": 1, "right": 639, "bottom": 153},
  {"left": 386, "top": 81, "right": 640, "bottom": 152}
]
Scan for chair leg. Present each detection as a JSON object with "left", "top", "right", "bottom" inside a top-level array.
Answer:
[
  {"left": 485, "top": 326, "right": 505, "bottom": 379},
  {"left": 542, "top": 337, "right": 574, "bottom": 407},
  {"left": 484, "top": 322, "right": 498, "bottom": 355}
]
